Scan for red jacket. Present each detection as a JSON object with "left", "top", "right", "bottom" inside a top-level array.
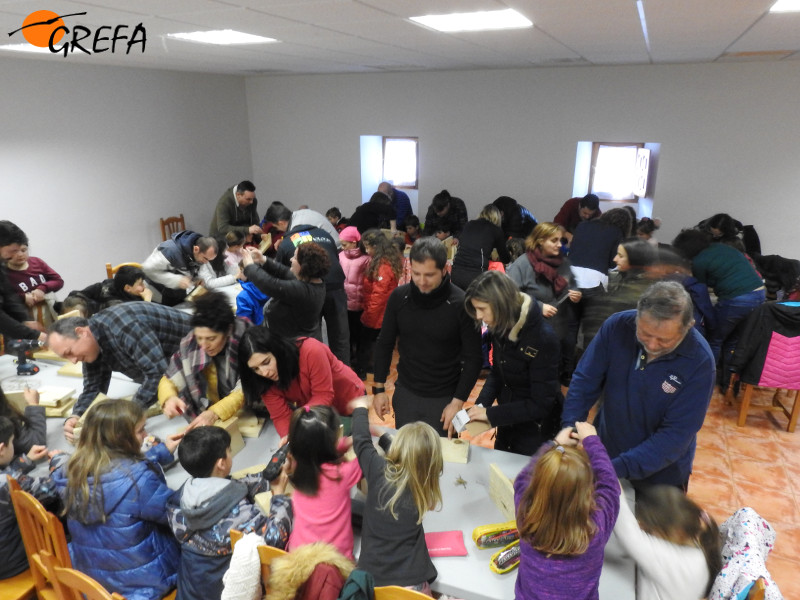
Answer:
[
  {"left": 360, "top": 260, "right": 398, "bottom": 329},
  {"left": 261, "top": 337, "right": 365, "bottom": 437}
]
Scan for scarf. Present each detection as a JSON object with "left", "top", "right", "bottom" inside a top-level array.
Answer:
[
  {"left": 526, "top": 248, "right": 568, "bottom": 296},
  {"left": 166, "top": 317, "right": 249, "bottom": 415}
]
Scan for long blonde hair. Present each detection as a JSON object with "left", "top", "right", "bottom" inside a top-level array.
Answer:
[
  {"left": 64, "top": 399, "right": 145, "bottom": 523},
  {"left": 382, "top": 421, "right": 443, "bottom": 524},
  {"left": 516, "top": 445, "right": 597, "bottom": 555}
]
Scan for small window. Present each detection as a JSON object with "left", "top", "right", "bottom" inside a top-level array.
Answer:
[
  {"left": 589, "top": 142, "right": 644, "bottom": 202},
  {"left": 382, "top": 137, "right": 418, "bottom": 189}
]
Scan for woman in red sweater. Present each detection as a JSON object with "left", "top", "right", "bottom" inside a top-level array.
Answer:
[
  {"left": 238, "top": 327, "right": 364, "bottom": 437},
  {"left": 358, "top": 229, "right": 403, "bottom": 378}
]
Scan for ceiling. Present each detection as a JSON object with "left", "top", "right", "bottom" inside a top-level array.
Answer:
[{"left": 2, "top": 0, "right": 799, "bottom": 76}]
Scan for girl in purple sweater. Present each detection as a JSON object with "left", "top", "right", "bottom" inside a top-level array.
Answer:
[{"left": 514, "top": 422, "right": 620, "bottom": 600}]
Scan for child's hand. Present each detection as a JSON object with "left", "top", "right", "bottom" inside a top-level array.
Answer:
[
  {"left": 23, "top": 386, "right": 40, "bottom": 406},
  {"left": 575, "top": 421, "right": 597, "bottom": 442},
  {"left": 27, "top": 445, "right": 49, "bottom": 462},
  {"left": 271, "top": 467, "right": 289, "bottom": 496},
  {"left": 348, "top": 396, "right": 371, "bottom": 412},
  {"left": 554, "top": 427, "right": 577, "bottom": 447},
  {"left": 165, "top": 432, "right": 184, "bottom": 454}
]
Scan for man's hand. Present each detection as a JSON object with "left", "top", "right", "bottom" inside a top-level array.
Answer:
[
  {"left": 27, "top": 445, "right": 49, "bottom": 462},
  {"left": 162, "top": 396, "right": 187, "bottom": 419},
  {"left": 178, "top": 276, "right": 192, "bottom": 290},
  {"left": 542, "top": 304, "right": 558, "bottom": 318},
  {"left": 249, "top": 224, "right": 263, "bottom": 235},
  {"left": 441, "top": 398, "right": 465, "bottom": 434},
  {"left": 63, "top": 416, "right": 80, "bottom": 442},
  {"left": 185, "top": 410, "right": 219, "bottom": 432},
  {"left": 372, "top": 392, "right": 391, "bottom": 421},
  {"left": 568, "top": 289, "right": 582, "bottom": 303},
  {"left": 23, "top": 386, "right": 40, "bottom": 406}
]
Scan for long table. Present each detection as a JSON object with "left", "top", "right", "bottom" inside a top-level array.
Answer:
[{"left": 1, "top": 354, "right": 635, "bottom": 600}]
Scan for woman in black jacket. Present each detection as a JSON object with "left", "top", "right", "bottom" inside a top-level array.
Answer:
[
  {"left": 463, "top": 271, "right": 562, "bottom": 455},
  {"left": 450, "top": 204, "right": 511, "bottom": 290}
]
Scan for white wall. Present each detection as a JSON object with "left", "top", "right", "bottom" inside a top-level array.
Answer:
[
  {"left": 246, "top": 61, "right": 800, "bottom": 257},
  {"left": 0, "top": 58, "right": 253, "bottom": 291}
]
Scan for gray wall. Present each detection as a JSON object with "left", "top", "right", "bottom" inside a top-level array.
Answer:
[
  {"left": 0, "top": 58, "right": 253, "bottom": 290},
  {"left": 246, "top": 61, "right": 800, "bottom": 257}
]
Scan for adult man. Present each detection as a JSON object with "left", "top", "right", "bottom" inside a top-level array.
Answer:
[
  {"left": 372, "top": 237, "right": 482, "bottom": 435},
  {"left": 209, "top": 180, "right": 262, "bottom": 238},
  {"left": 47, "top": 302, "right": 192, "bottom": 441},
  {"left": 142, "top": 230, "right": 218, "bottom": 305},
  {"left": 423, "top": 189, "right": 468, "bottom": 240},
  {"left": 561, "top": 281, "right": 715, "bottom": 489},
  {"left": 553, "top": 193, "right": 602, "bottom": 242},
  {"left": 378, "top": 181, "right": 412, "bottom": 229},
  {"left": 349, "top": 191, "right": 396, "bottom": 233},
  {"left": 266, "top": 203, "right": 350, "bottom": 365},
  {"left": 0, "top": 221, "right": 46, "bottom": 342},
  {"left": 265, "top": 202, "right": 341, "bottom": 249}
]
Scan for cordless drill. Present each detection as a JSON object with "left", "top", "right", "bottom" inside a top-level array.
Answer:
[
  {"left": 6, "top": 339, "right": 44, "bottom": 376},
  {"left": 262, "top": 443, "right": 290, "bottom": 481}
]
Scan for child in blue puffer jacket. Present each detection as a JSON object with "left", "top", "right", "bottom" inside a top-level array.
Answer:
[{"left": 52, "top": 399, "right": 182, "bottom": 600}]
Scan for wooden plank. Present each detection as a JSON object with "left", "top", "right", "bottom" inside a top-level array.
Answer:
[
  {"left": 440, "top": 438, "right": 469, "bottom": 464},
  {"left": 488, "top": 463, "right": 515, "bottom": 521}
]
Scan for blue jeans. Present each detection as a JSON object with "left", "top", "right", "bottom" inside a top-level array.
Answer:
[{"left": 711, "top": 288, "right": 765, "bottom": 382}]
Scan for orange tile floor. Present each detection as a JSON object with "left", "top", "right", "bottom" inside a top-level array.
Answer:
[{"left": 367, "top": 355, "right": 799, "bottom": 596}]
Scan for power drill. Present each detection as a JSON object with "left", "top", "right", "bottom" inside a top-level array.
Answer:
[
  {"left": 262, "top": 443, "right": 290, "bottom": 481},
  {"left": 6, "top": 339, "right": 44, "bottom": 376}
]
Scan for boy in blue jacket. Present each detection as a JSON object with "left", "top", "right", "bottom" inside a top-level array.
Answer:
[{"left": 167, "top": 427, "right": 292, "bottom": 600}]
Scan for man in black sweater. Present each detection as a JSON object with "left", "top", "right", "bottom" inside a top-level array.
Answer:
[{"left": 371, "top": 237, "right": 482, "bottom": 435}]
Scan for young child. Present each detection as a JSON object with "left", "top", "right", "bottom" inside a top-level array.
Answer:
[
  {"left": 613, "top": 485, "right": 721, "bottom": 600},
  {"left": 62, "top": 265, "right": 151, "bottom": 317},
  {"left": 0, "top": 386, "right": 46, "bottom": 463},
  {"left": 359, "top": 229, "right": 402, "bottom": 377},
  {"left": 5, "top": 239, "right": 64, "bottom": 324},
  {"left": 52, "top": 399, "right": 182, "bottom": 600},
  {"left": 514, "top": 422, "right": 620, "bottom": 600},
  {"left": 326, "top": 206, "right": 349, "bottom": 233},
  {"left": 338, "top": 226, "right": 370, "bottom": 377},
  {"left": 404, "top": 215, "right": 421, "bottom": 246},
  {"left": 167, "top": 427, "right": 293, "bottom": 600},
  {"left": 0, "top": 415, "right": 60, "bottom": 581},
  {"left": 350, "top": 397, "right": 442, "bottom": 596},
  {"left": 286, "top": 405, "right": 362, "bottom": 559}
]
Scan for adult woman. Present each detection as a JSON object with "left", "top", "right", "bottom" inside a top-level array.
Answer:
[
  {"left": 672, "top": 228, "right": 765, "bottom": 385},
  {"left": 581, "top": 238, "right": 656, "bottom": 347},
  {"left": 159, "top": 291, "right": 250, "bottom": 429},
  {"left": 464, "top": 271, "right": 562, "bottom": 455},
  {"left": 241, "top": 242, "right": 328, "bottom": 339},
  {"left": 451, "top": 204, "right": 511, "bottom": 290},
  {"left": 507, "top": 222, "right": 581, "bottom": 384},
  {"left": 238, "top": 327, "right": 365, "bottom": 437}
]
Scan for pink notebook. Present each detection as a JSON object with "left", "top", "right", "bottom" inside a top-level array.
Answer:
[{"left": 425, "top": 530, "right": 468, "bottom": 557}]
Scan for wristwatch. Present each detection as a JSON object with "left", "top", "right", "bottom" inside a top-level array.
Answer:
[{"left": 372, "top": 385, "right": 385, "bottom": 395}]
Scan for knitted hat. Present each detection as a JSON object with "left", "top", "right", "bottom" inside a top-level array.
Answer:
[{"left": 340, "top": 226, "right": 361, "bottom": 243}]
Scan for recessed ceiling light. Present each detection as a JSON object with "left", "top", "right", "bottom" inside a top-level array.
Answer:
[
  {"left": 167, "top": 29, "right": 277, "bottom": 45},
  {"left": 770, "top": 0, "right": 800, "bottom": 12},
  {"left": 0, "top": 43, "right": 52, "bottom": 53},
  {"left": 409, "top": 9, "right": 532, "bottom": 33}
]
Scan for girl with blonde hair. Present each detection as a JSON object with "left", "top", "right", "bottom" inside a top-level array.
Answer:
[
  {"left": 514, "top": 422, "right": 620, "bottom": 600},
  {"left": 52, "top": 399, "right": 182, "bottom": 600},
  {"left": 350, "top": 397, "right": 443, "bottom": 596}
]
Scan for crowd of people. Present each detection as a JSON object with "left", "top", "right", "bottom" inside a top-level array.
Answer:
[{"left": 0, "top": 185, "right": 791, "bottom": 599}]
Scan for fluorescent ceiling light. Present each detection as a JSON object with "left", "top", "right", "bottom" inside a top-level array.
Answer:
[
  {"left": 770, "top": 0, "right": 800, "bottom": 12},
  {"left": 0, "top": 43, "right": 52, "bottom": 53},
  {"left": 168, "top": 29, "right": 277, "bottom": 45},
  {"left": 409, "top": 9, "right": 532, "bottom": 32}
]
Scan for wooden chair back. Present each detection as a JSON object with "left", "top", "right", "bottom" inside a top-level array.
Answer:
[
  {"left": 105, "top": 262, "right": 143, "bottom": 279},
  {"left": 160, "top": 214, "right": 185, "bottom": 241},
  {"left": 8, "top": 477, "right": 72, "bottom": 600},
  {"left": 374, "top": 585, "right": 434, "bottom": 599},
  {"left": 229, "top": 528, "right": 288, "bottom": 591},
  {"left": 41, "top": 551, "right": 126, "bottom": 600}
]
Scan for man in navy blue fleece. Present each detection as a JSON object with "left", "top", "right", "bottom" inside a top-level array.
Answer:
[{"left": 562, "top": 281, "right": 714, "bottom": 489}]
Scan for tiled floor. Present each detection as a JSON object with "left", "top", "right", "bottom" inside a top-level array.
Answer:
[{"left": 369, "top": 356, "right": 799, "bottom": 596}]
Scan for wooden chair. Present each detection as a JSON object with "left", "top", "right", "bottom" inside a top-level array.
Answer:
[
  {"left": 160, "top": 214, "right": 185, "bottom": 241},
  {"left": 41, "top": 551, "right": 126, "bottom": 600},
  {"left": 2, "top": 568, "right": 36, "bottom": 600},
  {"left": 374, "top": 585, "right": 434, "bottom": 599},
  {"left": 229, "top": 528, "right": 288, "bottom": 591},
  {"left": 8, "top": 477, "right": 71, "bottom": 600},
  {"left": 747, "top": 577, "right": 767, "bottom": 600},
  {"left": 105, "top": 262, "right": 143, "bottom": 279}
]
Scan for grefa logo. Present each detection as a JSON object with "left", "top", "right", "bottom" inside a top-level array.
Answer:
[{"left": 7, "top": 10, "right": 146, "bottom": 57}]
